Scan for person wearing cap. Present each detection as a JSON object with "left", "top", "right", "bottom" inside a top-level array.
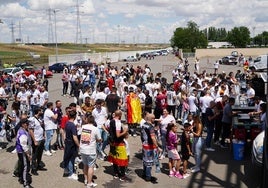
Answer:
[{"left": 16, "top": 118, "right": 32, "bottom": 188}]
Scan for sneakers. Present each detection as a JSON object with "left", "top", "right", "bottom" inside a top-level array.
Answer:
[
  {"left": 183, "top": 173, "right": 191, "bottom": 179},
  {"left": 11, "top": 148, "right": 17, "bottom": 154},
  {"left": 214, "top": 141, "right": 220, "bottom": 146},
  {"left": 113, "top": 174, "right": 119, "bottom": 179},
  {"left": 175, "top": 172, "right": 184, "bottom": 179},
  {"left": 155, "top": 167, "right": 161, "bottom": 173},
  {"left": 125, "top": 168, "right": 132, "bottom": 175},
  {"left": 119, "top": 176, "right": 132, "bottom": 182},
  {"left": 68, "top": 173, "right": 78, "bottom": 180},
  {"left": 87, "top": 182, "right": 97, "bottom": 188},
  {"left": 159, "top": 154, "right": 165, "bottom": 160},
  {"left": 44, "top": 150, "right": 52, "bottom": 156},
  {"left": 191, "top": 167, "right": 200, "bottom": 173},
  {"left": 50, "top": 149, "right": 56, "bottom": 153},
  {"left": 205, "top": 147, "right": 215, "bottom": 151},
  {"left": 169, "top": 170, "right": 175, "bottom": 177}
]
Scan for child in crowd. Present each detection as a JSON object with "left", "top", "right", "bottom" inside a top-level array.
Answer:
[
  {"left": 166, "top": 123, "right": 183, "bottom": 179},
  {"left": 180, "top": 122, "right": 193, "bottom": 178}
]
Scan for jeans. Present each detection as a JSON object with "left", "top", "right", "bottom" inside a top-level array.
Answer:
[
  {"left": 192, "top": 137, "right": 203, "bottom": 169},
  {"left": 182, "top": 110, "right": 189, "bottom": 124},
  {"left": 62, "top": 82, "right": 68, "bottom": 95},
  {"left": 97, "top": 128, "right": 108, "bottom": 155},
  {"left": 143, "top": 164, "right": 152, "bottom": 178},
  {"left": 44, "top": 129, "right": 54, "bottom": 151},
  {"left": 177, "top": 104, "right": 183, "bottom": 120},
  {"left": 205, "top": 124, "right": 214, "bottom": 148}
]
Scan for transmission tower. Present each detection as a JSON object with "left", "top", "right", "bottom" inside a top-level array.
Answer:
[
  {"left": 10, "top": 21, "right": 15, "bottom": 43},
  {"left": 47, "top": 8, "right": 54, "bottom": 44},
  {"left": 75, "top": 0, "right": 82, "bottom": 44},
  {"left": 18, "top": 21, "right": 22, "bottom": 43}
]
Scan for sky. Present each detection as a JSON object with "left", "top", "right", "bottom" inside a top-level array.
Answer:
[{"left": 0, "top": 0, "right": 267, "bottom": 44}]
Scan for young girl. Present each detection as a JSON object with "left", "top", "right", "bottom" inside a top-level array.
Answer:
[{"left": 166, "top": 123, "right": 183, "bottom": 179}]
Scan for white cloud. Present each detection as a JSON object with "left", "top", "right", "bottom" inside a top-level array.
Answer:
[{"left": 0, "top": 0, "right": 267, "bottom": 43}]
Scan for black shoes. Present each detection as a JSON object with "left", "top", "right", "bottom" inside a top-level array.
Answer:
[{"left": 31, "top": 170, "right": 39, "bottom": 176}]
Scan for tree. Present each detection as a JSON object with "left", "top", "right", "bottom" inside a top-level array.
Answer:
[
  {"left": 254, "top": 31, "right": 268, "bottom": 46},
  {"left": 170, "top": 21, "right": 208, "bottom": 52},
  {"left": 226, "top": 26, "right": 250, "bottom": 47}
]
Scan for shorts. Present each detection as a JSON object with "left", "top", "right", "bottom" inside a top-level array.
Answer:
[
  {"left": 167, "top": 149, "right": 181, "bottom": 160},
  {"left": 81, "top": 153, "right": 97, "bottom": 167}
]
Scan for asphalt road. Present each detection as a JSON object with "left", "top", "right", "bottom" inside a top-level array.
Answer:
[{"left": 0, "top": 55, "right": 263, "bottom": 188}]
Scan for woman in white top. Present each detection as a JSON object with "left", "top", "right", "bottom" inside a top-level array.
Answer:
[
  {"left": 156, "top": 108, "right": 176, "bottom": 159},
  {"left": 80, "top": 115, "right": 101, "bottom": 187}
]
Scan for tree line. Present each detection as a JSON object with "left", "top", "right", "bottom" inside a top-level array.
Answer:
[{"left": 170, "top": 21, "right": 268, "bottom": 51}]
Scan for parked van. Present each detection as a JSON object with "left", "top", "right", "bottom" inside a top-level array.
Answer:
[{"left": 249, "top": 55, "right": 268, "bottom": 71}]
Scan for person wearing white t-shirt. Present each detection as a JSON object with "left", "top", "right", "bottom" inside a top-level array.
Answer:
[
  {"left": 188, "top": 89, "right": 199, "bottom": 115},
  {"left": 199, "top": 90, "right": 214, "bottom": 127},
  {"left": 39, "top": 86, "right": 49, "bottom": 110},
  {"left": 16, "top": 86, "right": 31, "bottom": 112},
  {"left": 92, "top": 99, "right": 108, "bottom": 159},
  {"left": 80, "top": 115, "right": 101, "bottom": 188},
  {"left": 43, "top": 102, "right": 58, "bottom": 156},
  {"left": 246, "top": 83, "right": 255, "bottom": 105}
]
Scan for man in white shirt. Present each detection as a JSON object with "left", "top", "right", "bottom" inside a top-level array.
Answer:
[
  {"left": 188, "top": 89, "right": 199, "bottom": 115},
  {"left": 39, "top": 86, "right": 49, "bottom": 110},
  {"left": 29, "top": 84, "right": 41, "bottom": 116},
  {"left": 199, "top": 90, "right": 214, "bottom": 126},
  {"left": 16, "top": 86, "right": 31, "bottom": 113},
  {"left": 43, "top": 102, "right": 58, "bottom": 156},
  {"left": 92, "top": 99, "right": 108, "bottom": 159}
]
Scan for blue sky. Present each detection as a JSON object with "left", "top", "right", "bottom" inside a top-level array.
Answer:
[{"left": 0, "top": 0, "right": 267, "bottom": 44}]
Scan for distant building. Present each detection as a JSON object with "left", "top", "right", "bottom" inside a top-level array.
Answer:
[{"left": 207, "top": 42, "right": 233, "bottom": 49}]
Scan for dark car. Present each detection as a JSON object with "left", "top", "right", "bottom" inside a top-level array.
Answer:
[
  {"left": 15, "top": 62, "right": 34, "bottom": 69},
  {"left": 48, "top": 62, "right": 67, "bottom": 73},
  {"left": 72, "top": 60, "right": 93, "bottom": 69},
  {"left": 219, "top": 56, "right": 238, "bottom": 65}
]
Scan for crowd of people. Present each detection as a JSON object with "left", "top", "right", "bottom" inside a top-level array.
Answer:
[{"left": 0, "top": 56, "right": 266, "bottom": 187}]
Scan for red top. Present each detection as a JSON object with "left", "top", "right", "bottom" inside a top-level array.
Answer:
[{"left": 60, "top": 115, "right": 69, "bottom": 129}]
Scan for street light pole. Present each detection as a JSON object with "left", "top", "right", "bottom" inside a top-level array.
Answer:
[
  {"left": 54, "top": 9, "right": 59, "bottom": 63},
  {"left": 118, "top": 25, "right": 120, "bottom": 61}
]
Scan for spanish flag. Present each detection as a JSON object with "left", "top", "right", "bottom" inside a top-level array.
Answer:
[{"left": 126, "top": 92, "right": 142, "bottom": 124}]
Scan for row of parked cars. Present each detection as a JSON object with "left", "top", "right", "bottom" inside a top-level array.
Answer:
[
  {"left": 1, "top": 60, "right": 95, "bottom": 78},
  {"left": 1, "top": 62, "right": 53, "bottom": 78}
]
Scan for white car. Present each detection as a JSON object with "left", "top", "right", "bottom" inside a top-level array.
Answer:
[
  {"left": 124, "top": 56, "right": 137, "bottom": 62},
  {"left": 252, "top": 130, "right": 264, "bottom": 166},
  {"left": 1, "top": 67, "right": 23, "bottom": 77}
]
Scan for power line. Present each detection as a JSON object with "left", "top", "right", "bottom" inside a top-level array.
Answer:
[
  {"left": 10, "top": 21, "right": 15, "bottom": 43},
  {"left": 75, "top": 0, "right": 82, "bottom": 44}
]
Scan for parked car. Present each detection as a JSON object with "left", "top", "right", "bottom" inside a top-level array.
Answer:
[
  {"left": 48, "top": 62, "right": 67, "bottom": 73},
  {"left": 252, "top": 130, "right": 264, "bottom": 167},
  {"left": 72, "top": 60, "right": 93, "bottom": 69},
  {"left": 1, "top": 67, "right": 23, "bottom": 77},
  {"left": 23, "top": 66, "right": 53, "bottom": 78},
  {"left": 140, "top": 52, "right": 149, "bottom": 58},
  {"left": 15, "top": 62, "right": 34, "bottom": 69},
  {"left": 219, "top": 56, "right": 238, "bottom": 65},
  {"left": 124, "top": 56, "right": 137, "bottom": 62},
  {"left": 161, "top": 50, "right": 169, "bottom": 56}
]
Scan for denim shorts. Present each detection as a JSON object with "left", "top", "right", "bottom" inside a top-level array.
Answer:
[{"left": 81, "top": 153, "right": 97, "bottom": 167}]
